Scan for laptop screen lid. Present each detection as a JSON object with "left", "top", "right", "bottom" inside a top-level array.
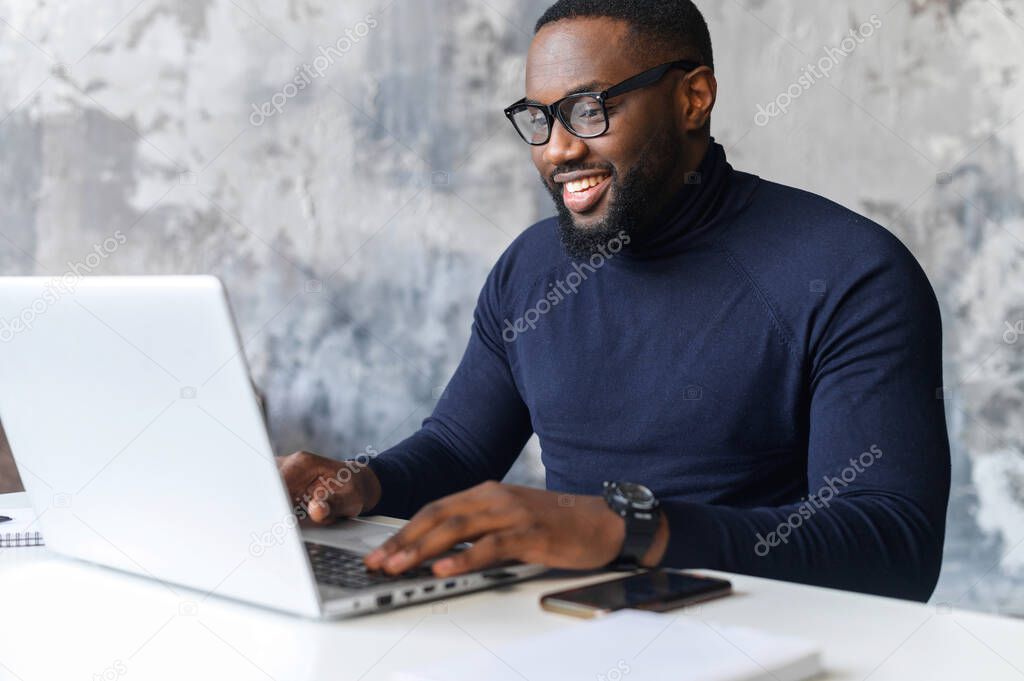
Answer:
[{"left": 0, "top": 276, "right": 321, "bottom": 617}]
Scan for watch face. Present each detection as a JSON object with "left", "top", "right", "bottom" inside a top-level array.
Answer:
[{"left": 614, "top": 482, "right": 656, "bottom": 509}]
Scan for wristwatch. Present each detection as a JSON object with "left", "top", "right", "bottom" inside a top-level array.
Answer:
[{"left": 602, "top": 481, "right": 661, "bottom": 570}]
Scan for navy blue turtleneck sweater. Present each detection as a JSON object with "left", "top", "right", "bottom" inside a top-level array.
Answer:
[{"left": 366, "top": 140, "right": 951, "bottom": 602}]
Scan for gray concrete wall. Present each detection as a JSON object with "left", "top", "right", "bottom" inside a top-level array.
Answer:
[{"left": 0, "top": 0, "right": 1021, "bottom": 614}]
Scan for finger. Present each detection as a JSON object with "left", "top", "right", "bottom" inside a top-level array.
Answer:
[
  {"left": 378, "top": 511, "right": 509, "bottom": 574},
  {"left": 302, "top": 478, "right": 359, "bottom": 524},
  {"left": 278, "top": 452, "right": 320, "bottom": 499},
  {"left": 365, "top": 485, "right": 499, "bottom": 569},
  {"left": 363, "top": 499, "right": 453, "bottom": 569},
  {"left": 304, "top": 489, "right": 335, "bottom": 524},
  {"left": 431, "top": 531, "right": 522, "bottom": 577}
]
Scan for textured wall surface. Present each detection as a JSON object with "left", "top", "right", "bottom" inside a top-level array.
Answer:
[{"left": 0, "top": 0, "right": 1021, "bottom": 615}]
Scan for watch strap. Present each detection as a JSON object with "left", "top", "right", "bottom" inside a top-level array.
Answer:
[
  {"left": 604, "top": 486, "right": 661, "bottom": 570},
  {"left": 620, "top": 506, "right": 659, "bottom": 565}
]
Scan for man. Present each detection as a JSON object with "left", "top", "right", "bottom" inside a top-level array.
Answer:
[{"left": 278, "top": 0, "right": 951, "bottom": 601}]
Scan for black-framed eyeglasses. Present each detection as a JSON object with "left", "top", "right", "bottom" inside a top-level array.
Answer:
[{"left": 503, "top": 59, "right": 703, "bottom": 146}]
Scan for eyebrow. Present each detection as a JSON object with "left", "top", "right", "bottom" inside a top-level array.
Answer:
[{"left": 523, "top": 80, "right": 608, "bottom": 106}]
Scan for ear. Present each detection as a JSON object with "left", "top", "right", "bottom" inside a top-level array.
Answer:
[{"left": 677, "top": 67, "right": 717, "bottom": 133}]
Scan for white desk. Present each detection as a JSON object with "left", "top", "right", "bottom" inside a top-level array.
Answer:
[{"left": 1, "top": 491, "right": 1022, "bottom": 680}]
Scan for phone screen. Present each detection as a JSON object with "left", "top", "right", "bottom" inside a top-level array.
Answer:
[{"left": 545, "top": 570, "right": 731, "bottom": 612}]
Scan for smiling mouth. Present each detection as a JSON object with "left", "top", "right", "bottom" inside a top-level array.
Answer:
[{"left": 559, "top": 173, "right": 612, "bottom": 216}]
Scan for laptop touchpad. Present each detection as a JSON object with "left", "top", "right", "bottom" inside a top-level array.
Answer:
[{"left": 301, "top": 517, "right": 399, "bottom": 554}]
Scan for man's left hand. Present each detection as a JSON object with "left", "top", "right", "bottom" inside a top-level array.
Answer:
[{"left": 363, "top": 481, "right": 658, "bottom": 576}]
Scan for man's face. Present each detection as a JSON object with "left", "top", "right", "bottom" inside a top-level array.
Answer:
[{"left": 525, "top": 18, "right": 691, "bottom": 257}]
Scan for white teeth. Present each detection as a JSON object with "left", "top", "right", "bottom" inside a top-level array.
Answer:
[{"left": 565, "top": 175, "right": 608, "bottom": 193}]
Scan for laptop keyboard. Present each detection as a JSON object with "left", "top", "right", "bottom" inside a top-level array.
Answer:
[{"left": 305, "top": 541, "right": 434, "bottom": 590}]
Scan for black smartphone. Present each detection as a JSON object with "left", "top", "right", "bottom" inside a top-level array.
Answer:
[{"left": 540, "top": 569, "right": 732, "bottom": 618}]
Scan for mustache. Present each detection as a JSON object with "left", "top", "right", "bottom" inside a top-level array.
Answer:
[{"left": 547, "top": 163, "right": 616, "bottom": 186}]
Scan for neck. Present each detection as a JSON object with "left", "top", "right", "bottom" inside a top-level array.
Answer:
[{"left": 620, "top": 136, "right": 732, "bottom": 260}]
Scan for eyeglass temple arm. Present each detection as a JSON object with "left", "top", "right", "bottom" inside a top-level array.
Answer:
[
  {"left": 504, "top": 59, "right": 703, "bottom": 114},
  {"left": 604, "top": 60, "right": 704, "bottom": 99}
]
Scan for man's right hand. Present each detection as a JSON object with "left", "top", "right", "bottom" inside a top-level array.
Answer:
[{"left": 276, "top": 450, "right": 382, "bottom": 525}]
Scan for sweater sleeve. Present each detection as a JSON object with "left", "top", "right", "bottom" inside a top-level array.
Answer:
[
  {"left": 658, "top": 243, "right": 951, "bottom": 601},
  {"left": 365, "top": 261, "right": 534, "bottom": 519}
]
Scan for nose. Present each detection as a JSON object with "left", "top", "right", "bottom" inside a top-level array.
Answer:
[{"left": 541, "top": 119, "right": 588, "bottom": 167}]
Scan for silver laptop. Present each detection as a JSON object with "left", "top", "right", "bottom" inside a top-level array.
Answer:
[{"left": 0, "top": 275, "right": 545, "bottom": 618}]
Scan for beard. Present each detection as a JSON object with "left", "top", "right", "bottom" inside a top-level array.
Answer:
[{"left": 544, "top": 129, "right": 676, "bottom": 260}]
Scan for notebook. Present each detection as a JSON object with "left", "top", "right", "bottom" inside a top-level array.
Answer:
[
  {"left": 396, "top": 609, "right": 821, "bottom": 681},
  {"left": 0, "top": 507, "right": 45, "bottom": 548}
]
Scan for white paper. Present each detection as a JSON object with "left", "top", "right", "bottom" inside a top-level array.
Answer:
[{"left": 394, "top": 609, "right": 821, "bottom": 681}]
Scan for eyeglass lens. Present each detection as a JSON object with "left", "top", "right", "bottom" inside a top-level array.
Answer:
[{"left": 511, "top": 94, "right": 606, "bottom": 144}]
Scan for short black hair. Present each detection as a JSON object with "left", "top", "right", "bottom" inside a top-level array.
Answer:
[{"left": 534, "top": 0, "right": 714, "bottom": 71}]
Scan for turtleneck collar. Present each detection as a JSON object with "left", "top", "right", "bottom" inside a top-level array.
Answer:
[{"left": 618, "top": 137, "right": 751, "bottom": 261}]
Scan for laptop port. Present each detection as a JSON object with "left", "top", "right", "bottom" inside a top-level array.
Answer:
[
  {"left": 403, "top": 589, "right": 415, "bottom": 599},
  {"left": 444, "top": 580, "right": 457, "bottom": 589},
  {"left": 423, "top": 584, "right": 436, "bottom": 593},
  {"left": 376, "top": 594, "right": 393, "bottom": 607}
]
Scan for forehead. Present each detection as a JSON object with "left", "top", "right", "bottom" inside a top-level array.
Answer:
[{"left": 525, "top": 17, "right": 639, "bottom": 100}]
